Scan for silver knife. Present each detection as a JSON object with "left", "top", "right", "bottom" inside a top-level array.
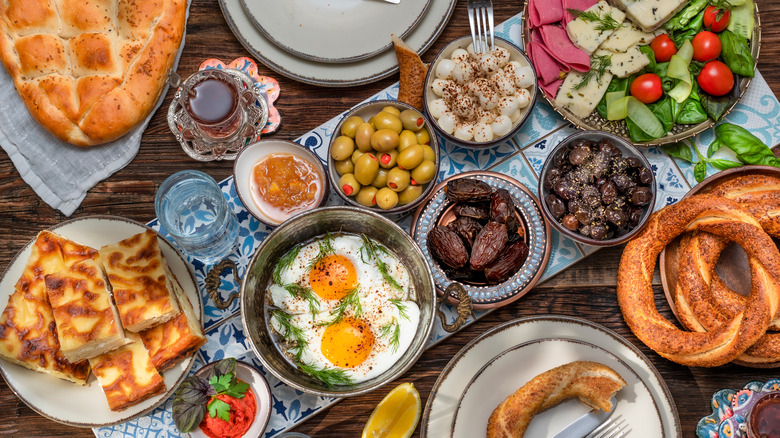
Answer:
[{"left": 551, "top": 397, "right": 617, "bottom": 438}]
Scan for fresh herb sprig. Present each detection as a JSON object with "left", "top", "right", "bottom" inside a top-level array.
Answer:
[
  {"left": 359, "top": 234, "right": 402, "bottom": 291},
  {"left": 298, "top": 362, "right": 353, "bottom": 387},
  {"left": 567, "top": 8, "right": 622, "bottom": 32},
  {"left": 307, "top": 232, "right": 336, "bottom": 270},
  {"left": 320, "top": 286, "right": 362, "bottom": 326},
  {"left": 575, "top": 54, "right": 612, "bottom": 90},
  {"left": 273, "top": 245, "right": 300, "bottom": 284},
  {"left": 172, "top": 358, "right": 250, "bottom": 433},
  {"left": 271, "top": 310, "right": 308, "bottom": 360},
  {"left": 379, "top": 318, "right": 402, "bottom": 353},
  {"left": 283, "top": 284, "right": 320, "bottom": 318},
  {"left": 389, "top": 298, "right": 410, "bottom": 321}
]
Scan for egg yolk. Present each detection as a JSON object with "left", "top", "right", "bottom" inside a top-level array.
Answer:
[
  {"left": 309, "top": 255, "right": 357, "bottom": 300},
  {"left": 321, "top": 317, "right": 375, "bottom": 368}
]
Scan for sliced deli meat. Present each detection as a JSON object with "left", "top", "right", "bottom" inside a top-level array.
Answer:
[
  {"left": 528, "top": 0, "right": 564, "bottom": 28},
  {"left": 527, "top": 30, "right": 568, "bottom": 87},
  {"left": 539, "top": 25, "right": 591, "bottom": 72},
  {"left": 561, "top": 0, "right": 598, "bottom": 26}
]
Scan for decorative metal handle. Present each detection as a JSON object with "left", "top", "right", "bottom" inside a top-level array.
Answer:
[
  {"left": 205, "top": 259, "right": 241, "bottom": 310},
  {"left": 436, "top": 283, "right": 474, "bottom": 333}
]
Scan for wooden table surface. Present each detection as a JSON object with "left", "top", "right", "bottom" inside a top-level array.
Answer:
[{"left": 1, "top": 1, "right": 780, "bottom": 437}]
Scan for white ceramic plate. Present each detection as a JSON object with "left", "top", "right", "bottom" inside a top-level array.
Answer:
[
  {"left": 240, "top": 0, "right": 431, "bottom": 63},
  {"left": 219, "top": 0, "right": 456, "bottom": 86},
  {"left": 0, "top": 216, "right": 202, "bottom": 427},
  {"left": 421, "top": 316, "right": 681, "bottom": 437},
  {"left": 452, "top": 339, "right": 662, "bottom": 437},
  {"left": 188, "top": 360, "right": 272, "bottom": 438}
]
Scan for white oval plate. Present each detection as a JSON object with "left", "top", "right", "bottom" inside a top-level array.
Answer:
[
  {"left": 219, "top": 0, "right": 456, "bottom": 86},
  {"left": 421, "top": 315, "right": 681, "bottom": 437},
  {"left": 452, "top": 338, "right": 662, "bottom": 437},
  {"left": 240, "top": 0, "right": 431, "bottom": 63},
  {"left": 0, "top": 216, "right": 202, "bottom": 427}
]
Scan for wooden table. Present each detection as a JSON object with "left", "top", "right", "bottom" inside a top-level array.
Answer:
[{"left": 1, "top": 1, "right": 779, "bottom": 437}]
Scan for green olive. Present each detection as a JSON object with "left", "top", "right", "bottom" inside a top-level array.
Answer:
[
  {"left": 397, "top": 145, "right": 424, "bottom": 170},
  {"left": 354, "top": 153, "right": 380, "bottom": 185},
  {"left": 411, "top": 160, "right": 436, "bottom": 185},
  {"left": 414, "top": 128, "right": 431, "bottom": 145},
  {"left": 355, "top": 122, "right": 375, "bottom": 152},
  {"left": 339, "top": 173, "right": 361, "bottom": 197},
  {"left": 398, "top": 185, "right": 423, "bottom": 205},
  {"left": 398, "top": 130, "right": 417, "bottom": 151},
  {"left": 421, "top": 144, "right": 436, "bottom": 162},
  {"left": 370, "top": 129, "right": 400, "bottom": 152},
  {"left": 400, "top": 109, "right": 425, "bottom": 131},
  {"left": 367, "top": 115, "right": 376, "bottom": 129},
  {"left": 373, "top": 111, "right": 403, "bottom": 134},
  {"left": 387, "top": 167, "right": 411, "bottom": 192},
  {"left": 355, "top": 186, "right": 378, "bottom": 207},
  {"left": 330, "top": 135, "right": 355, "bottom": 161},
  {"left": 376, "top": 187, "right": 399, "bottom": 210},
  {"left": 376, "top": 149, "right": 398, "bottom": 169},
  {"left": 381, "top": 105, "right": 401, "bottom": 117},
  {"left": 351, "top": 149, "right": 366, "bottom": 165},
  {"left": 334, "top": 159, "right": 354, "bottom": 175},
  {"left": 341, "top": 115, "right": 365, "bottom": 138},
  {"left": 372, "top": 168, "right": 389, "bottom": 188}
]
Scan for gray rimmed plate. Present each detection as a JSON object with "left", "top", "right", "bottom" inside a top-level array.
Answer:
[
  {"left": 421, "top": 316, "right": 681, "bottom": 437},
  {"left": 411, "top": 171, "right": 551, "bottom": 309},
  {"left": 0, "top": 216, "right": 202, "bottom": 427}
]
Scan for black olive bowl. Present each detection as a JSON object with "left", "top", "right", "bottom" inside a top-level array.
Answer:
[{"left": 538, "top": 131, "right": 656, "bottom": 247}]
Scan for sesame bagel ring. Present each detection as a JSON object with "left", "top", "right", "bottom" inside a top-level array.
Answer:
[{"left": 617, "top": 194, "right": 780, "bottom": 367}]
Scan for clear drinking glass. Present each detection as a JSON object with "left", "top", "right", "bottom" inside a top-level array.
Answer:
[{"left": 154, "top": 170, "right": 239, "bottom": 263}]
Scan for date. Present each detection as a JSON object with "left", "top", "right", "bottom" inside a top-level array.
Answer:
[
  {"left": 445, "top": 179, "right": 492, "bottom": 203},
  {"left": 427, "top": 226, "right": 469, "bottom": 269},
  {"left": 469, "top": 221, "right": 508, "bottom": 271}
]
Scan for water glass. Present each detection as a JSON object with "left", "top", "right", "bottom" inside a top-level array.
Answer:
[{"left": 155, "top": 170, "right": 239, "bottom": 263}]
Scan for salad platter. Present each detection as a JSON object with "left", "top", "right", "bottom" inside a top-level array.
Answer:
[{"left": 522, "top": 0, "right": 761, "bottom": 146}]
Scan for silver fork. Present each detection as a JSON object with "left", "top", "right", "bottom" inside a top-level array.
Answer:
[
  {"left": 466, "top": 0, "right": 494, "bottom": 53},
  {"left": 585, "top": 415, "right": 629, "bottom": 438}
]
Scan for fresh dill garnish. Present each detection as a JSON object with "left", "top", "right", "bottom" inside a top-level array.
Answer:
[
  {"left": 283, "top": 284, "right": 320, "bottom": 318},
  {"left": 379, "top": 318, "right": 401, "bottom": 353},
  {"left": 574, "top": 54, "right": 612, "bottom": 90},
  {"left": 359, "top": 234, "right": 402, "bottom": 291},
  {"left": 389, "top": 298, "right": 410, "bottom": 321},
  {"left": 307, "top": 232, "right": 336, "bottom": 270},
  {"left": 271, "top": 310, "right": 308, "bottom": 360},
  {"left": 319, "top": 286, "right": 362, "bottom": 326},
  {"left": 298, "top": 362, "right": 353, "bottom": 387},
  {"left": 567, "top": 8, "right": 622, "bottom": 32},
  {"left": 273, "top": 245, "right": 300, "bottom": 284}
]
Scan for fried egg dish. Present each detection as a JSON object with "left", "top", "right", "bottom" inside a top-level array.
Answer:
[{"left": 267, "top": 233, "right": 419, "bottom": 386}]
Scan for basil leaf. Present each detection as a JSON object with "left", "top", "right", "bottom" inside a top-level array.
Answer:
[
  {"left": 175, "top": 376, "right": 213, "bottom": 405},
  {"left": 677, "top": 99, "right": 708, "bottom": 124},
  {"left": 664, "top": 0, "right": 707, "bottom": 30},
  {"left": 710, "top": 159, "right": 744, "bottom": 171},
  {"left": 662, "top": 142, "right": 694, "bottom": 162},
  {"left": 208, "top": 358, "right": 237, "bottom": 382},
  {"left": 707, "top": 137, "right": 724, "bottom": 157},
  {"left": 173, "top": 399, "right": 207, "bottom": 433},
  {"left": 694, "top": 160, "right": 707, "bottom": 182},
  {"left": 719, "top": 30, "right": 755, "bottom": 77},
  {"left": 714, "top": 123, "right": 775, "bottom": 164},
  {"left": 701, "top": 93, "right": 733, "bottom": 121},
  {"left": 639, "top": 45, "right": 657, "bottom": 73}
]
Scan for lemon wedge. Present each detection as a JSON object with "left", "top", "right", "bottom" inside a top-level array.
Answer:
[{"left": 362, "top": 382, "right": 421, "bottom": 438}]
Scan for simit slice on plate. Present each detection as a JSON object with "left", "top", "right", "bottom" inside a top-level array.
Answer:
[{"left": 392, "top": 35, "right": 428, "bottom": 111}]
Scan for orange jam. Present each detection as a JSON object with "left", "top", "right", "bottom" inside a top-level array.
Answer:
[{"left": 250, "top": 153, "right": 323, "bottom": 222}]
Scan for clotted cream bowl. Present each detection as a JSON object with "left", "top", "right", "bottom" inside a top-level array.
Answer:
[{"left": 239, "top": 206, "right": 436, "bottom": 397}]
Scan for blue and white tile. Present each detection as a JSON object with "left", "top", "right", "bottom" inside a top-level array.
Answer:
[
  {"left": 643, "top": 146, "right": 690, "bottom": 210},
  {"left": 521, "top": 125, "right": 578, "bottom": 176},
  {"left": 513, "top": 101, "right": 570, "bottom": 149},
  {"left": 438, "top": 135, "right": 519, "bottom": 177},
  {"left": 490, "top": 153, "right": 540, "bottom": 195},
  {"left": 538, "top": 229, "right": 585, "bottom": 282}
]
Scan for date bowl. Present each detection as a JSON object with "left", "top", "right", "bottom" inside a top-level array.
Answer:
[
  {"left": 239, "top": 206, "right": 436, "bottom": 397},
  {"left": 538, "top": 131, "right": 656, "bottom": 247},
  {"left": 423, "top": 35, "right": 537, "bottom": 148},
  {"left": 327, "top": 100, "right": 440, "bottom": 215}
]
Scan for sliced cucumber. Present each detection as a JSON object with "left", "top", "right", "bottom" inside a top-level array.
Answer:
[{"left": 728, "top": 0, "right": 754, "bottom": 40}]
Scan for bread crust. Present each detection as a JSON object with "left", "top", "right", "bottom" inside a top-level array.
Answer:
[
  {"left": 392, "top": 35, "right": 427, "bottom": 111},
  {"left": 0, "top": 0, "right": 186, "bottom": 146}
]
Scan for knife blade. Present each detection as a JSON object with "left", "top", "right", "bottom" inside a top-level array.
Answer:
[{"left": 551, "top": 397, "right": 617, "bottom": 438}]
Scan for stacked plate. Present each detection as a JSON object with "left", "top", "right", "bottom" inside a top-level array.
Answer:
[{"left": 219, "top": 0, "right": 457, "bottom": 86}]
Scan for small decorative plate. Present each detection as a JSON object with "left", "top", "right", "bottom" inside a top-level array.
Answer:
[
  {"left": 696, "top": 378, "right": 780, "bottom": 438},
  {"left": 410, "top": 171, "right": 551, "bottom": 309}
]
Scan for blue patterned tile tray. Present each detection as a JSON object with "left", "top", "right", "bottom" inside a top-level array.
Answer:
[
  {"left": 697, "top": 378, "right": 780, "bottom": 438},
  {"left": 94, "top": 12, "right": 780, "bottom": 438}
]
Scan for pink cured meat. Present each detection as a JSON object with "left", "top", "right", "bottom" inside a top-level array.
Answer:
[
  {"left": 562, "top": 0, "right": 598, "bottom": 25},
  {"left": 540, "top": 78, "right": 564, "bottom": 98},
  {"left": 529, "top": 0, "right": 563, "bottom": 28},
  {"left": 527, "top": 29, "right": 568, "bottom": 86},
  {"left": 539, "top": 25, "right": 590, "bottom": 72}
]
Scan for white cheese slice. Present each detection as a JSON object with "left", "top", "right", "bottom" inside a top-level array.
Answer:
[
  {"left": 555, "top": 70, "right": 614, "bottom": 119},
  {"left": 611, "top": 0, "right": 688, "bottom": 32},
  {"left": 600, "top": 21, "right": 659, "bottom": 52},
  {"left": 565, "top": 1, "right": 627, "bottom": 55},
  {"left": 595, "top": 46, "right": 651, "bottom": 78}
]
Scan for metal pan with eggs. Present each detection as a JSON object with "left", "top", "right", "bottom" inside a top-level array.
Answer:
[{"left": 234, "top": 206, "right": 461, "bottom": 397}]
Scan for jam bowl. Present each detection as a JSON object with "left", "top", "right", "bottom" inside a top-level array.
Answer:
[{"left": 233, "top": 140, "right": 329, "bottom": 227}]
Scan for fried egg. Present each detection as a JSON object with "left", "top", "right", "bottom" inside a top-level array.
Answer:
[{"left": 268, "top": 234, "right": 419, "bottom": 384}]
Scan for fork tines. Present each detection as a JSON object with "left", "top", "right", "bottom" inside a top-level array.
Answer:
[
  {"left": 586, "top": 415, "right": 629, "bottom": 438},
  {"left": 467, "top": 0, "right": 494, "bottom": 54}
]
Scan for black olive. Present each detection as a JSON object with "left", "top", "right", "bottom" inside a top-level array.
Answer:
[
  {"left": 611, "top": 157, "right": 630, "bottom": 174},
  {"left": 544, "top": 167, "right": 562, "bottom": 190},
  {"left": 600, "top": 181, "right": 618, "bottom": 205},
  {"left": 605, "top": 205, "right": 628, "bottom": 227},
  {"left": 612, "top": 174, "right": 636, "bottom": 193},
  {"left": 562, "top": 214, "right": 579, "bottom": 231},
  {"left": 626, "top": 157, "right": 643, "bottom": 168},
  {"left": 598, "top": 140, "right": 622, "bottom": 158},
  {"left": 581, "top": 185, "right": 601, "bottom": 209},
  {"left": 639, "top": 167, "right": 653, "bottom": 185},
  {"left": 554, "top": 179, "right": 578, "bottom": 201},
  {"left": 630, "top": 186, "right": 653, "bottom": 206},
  {"left": 590, "top": 224, "right": 608, "bottom": 240},
  {"left": 568, "top": 144, "right": 592, "bottom": 165},
  {"left": 553, "top": 147, "right": 570, "bottom": 167},
  {"left": 629, "top": 206, "right": 644, "bottom": 226}
]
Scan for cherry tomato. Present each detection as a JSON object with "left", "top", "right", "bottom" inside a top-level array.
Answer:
[
  {"left": 630, "top": 73, "right": 663, "bottom": 104},
  {"left": 692, "top": 31, "right": 722, "bottom": 62},
  {"left": 697, "top": 60, "right": 734, "bottom": 96},
  {"left": 703, "top": 5, "right": 731, "bottom": 32},
  {"left": 650, "top": 34, "right": 677, "bottom": 62}
]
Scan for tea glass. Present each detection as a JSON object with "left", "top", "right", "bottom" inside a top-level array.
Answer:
[
  {"left": 167, "top": 68, "right": 268, "bottom": 161},
  {"left": 154, "top": 170, "right": 239, "bottom": 264}
]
